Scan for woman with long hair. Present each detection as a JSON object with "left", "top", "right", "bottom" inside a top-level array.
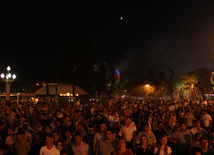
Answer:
[
  {"left": 153, "top": 135, "right": 172, "bottom": 155},
  {"left": 133, "top": 135, "right": 153, "bottom": 155}
]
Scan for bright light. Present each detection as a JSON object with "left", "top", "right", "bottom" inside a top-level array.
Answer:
[
  {"left": 76, "top": 94, "right": 79, "bottom": 96},
  {"left": 1, "top": 73, "right": 4, "bottom": 79},
  {"left": 7, "top": 66, "right": 11, "bottom": 71},
  {"left": 67, "top": 93, "right": 70, "bottom": 96},
  {"left": 146, "top": 84, "right": 150, "bottom": 87},
  {"left": 8, "top": 73, "right": 11, "bottom": 78},
  {"left": 12, "top": 74, "right": 16, "bottom": 79}
]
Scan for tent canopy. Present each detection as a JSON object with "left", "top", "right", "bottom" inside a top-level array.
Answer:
[{"left": 34, "top": 83, "right": 89, "bottom": 96}]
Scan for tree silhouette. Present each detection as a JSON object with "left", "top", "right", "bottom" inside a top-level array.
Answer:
[{"left": 55, "top": 37, "right": 106, "bottom": 94}]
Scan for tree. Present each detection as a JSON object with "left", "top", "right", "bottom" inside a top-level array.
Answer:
[
  {"left": 182, "top": 74, "right": 198, "bottom": 101},
  {"left": 167, "top": 67, "right": 175, "bottom": 99},
  {"left": 55, "top": 37, "right": 106, "bottom": 94}
]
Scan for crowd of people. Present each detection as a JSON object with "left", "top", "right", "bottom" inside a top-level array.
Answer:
[{"left": 0, "top": 99, "right": 214, "bottom": 155}]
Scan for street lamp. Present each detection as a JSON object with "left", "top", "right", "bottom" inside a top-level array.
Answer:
[{"left": 1, "top": 66, "right": 16, "bottom": 101}]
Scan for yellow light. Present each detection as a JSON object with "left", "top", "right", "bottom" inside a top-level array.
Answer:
[
  {"left": 146, "top": 84, "right": 150, "bottom": 87},
  {"left": 67, "top": 93, "right": 70, "bottom": 96}
]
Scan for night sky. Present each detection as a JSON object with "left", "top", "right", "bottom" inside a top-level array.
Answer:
[{"left": 1, "top": 1, "right": 214, "bottom": 83}]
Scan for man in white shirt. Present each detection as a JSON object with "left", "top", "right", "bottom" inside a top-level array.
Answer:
[
  {"left": 200, "top": 109, "right": 212, "bottom": 132},
  {"left": 40, "top": 133, "right": 60, "bottom": 155},
  {"left": 119, "top": 116, "right": 137, "bottom": 148}
]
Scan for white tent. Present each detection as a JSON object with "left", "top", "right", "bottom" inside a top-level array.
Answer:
[{"left": 34, "top": 83, "right": 89, "bottom": 96}]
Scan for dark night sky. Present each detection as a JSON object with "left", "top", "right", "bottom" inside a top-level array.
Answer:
[{"left": 1, "top": 1, "right": 214, "bottom": 83}]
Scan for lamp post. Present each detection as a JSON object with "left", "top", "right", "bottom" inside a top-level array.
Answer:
[{"left": 1, "top": 66, "right": 16, "bottom": 101}]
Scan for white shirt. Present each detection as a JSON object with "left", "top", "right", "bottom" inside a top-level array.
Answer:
[
  {"left": 200, "top": 114, "right": 212, "bottom": 127},
  {"left": 153, "top": 146, "right": 172, "bottom": 155},
  {"left": 40, "top": 145, "right": 60, "bottom": 155},
  {"left": 119, "top": 124, "right": 137, "bottom": 142}
]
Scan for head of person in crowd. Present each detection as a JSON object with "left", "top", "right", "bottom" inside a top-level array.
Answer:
[
  {"left": 140, "top": 135, "right": 148, "bottom": 147},
  {"left": 35, "top": 132, "right": 43, "bottom": 143},
  {"left": 179, "top": 121, "right": 187, "bottom": 132},
  {"left": 100, "top": 122, "right": 107, "bottom": 133},
  {"left": 193, "top": 119, "right": 201, "bottom": 129},
  {"left": 117, "top": 138, "right": 127, "bottom": 151},
  {"left": 36, "top": 121, "right": 43, "bottom": 129},
  {"left": 56, "top": 118, "right": 62, "bottom": 126},
  {"left": 89, "top": 115, "right": 95, "bottom": 123},
  {"left": 201, "top": 109, "right": 207, "bottom": 115},
  {"left": 65, "top": 128, "right": 72, "bottom": 139},
  {"left": 142, "top": 123, "right": 149, "bottom": 132},
  {"left": 45, "top": 125, "right": 52, "bottom": 134},
  {"left": 46, "top": 133, "right": 55, "bottom": 148},
  {"left": 77, "top": 122, "right": 84, "bottom": 132},
  {"left": 194, "top": 132, "right": 202, "bottom": 142},
  {"left": 7, "top": 126, "right": 14, "bottom": 136},
  {"left": 53, "top": 130, "right": 61, "bottom": 144},
  {"left": 106, "top": 127, "right": 114, "bottom": 141},
  {"left": 57, "top": 138, "right": 64, "bottom": 152},
  {"left": 185, "top": 110, "right": 191, "bottom": 115},
  {"left": 77, "top": 111, "right": 82, "bottom": 117},
  {"left": 74, "top": 132, "right": 83, "bottom": 145},
  {"left": 64, "top": 117, "right": 70, "bottom": 125},
  {"left": 16, "top": 128, "right": 25, "bottom": 142},
  {"left": 96, "top": 113, "right": 103, "bottom": 120},
  {"left": 124, "top": 116, "right": 131, "bottom": 127},
  {"left": 157, "top": 121, "right": 164, "bottom": 131},
  {"left": 199, "top": 136, "right": 209, "bottom": 153},
  {"left": 158, "top": 134, "right": 168, "bottom": 146}
]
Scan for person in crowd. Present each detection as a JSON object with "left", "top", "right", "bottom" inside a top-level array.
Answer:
[
  {"left": 40, "top": 133, "right": 60, "bottom": 155},
  {"left": 153, "top": 134, "right": 172, "bottom": 155},
  {"left": 22, "top": 124, "right": 32, "bottom": 144},
  {"left": 154, "top": 121, "right": 166, "bottom": 145},
  {"left": 95, "top": 127, "right": 117, "bottom": 155},
  {"left": 15, "top": 128, "right": 31, "bottom": 155},
  {"left": 135, "top": 123, "right": 156, "bottom": 148},
  {"left": 191, "top": 132, "right": 202, "bottom": 150},
  {"left": 170, "top": 121, "right": 192, "bottom": 155},
  {"left": 76, "top": 122, "right": 89, "bottom": 143},
  {"left": 184, "top": 110, "right": 195, "bottom": 129},
  {"left": 133, "top": 135, "right": 153, "bottom": 155},
  {"left": 93, "top": 122, "right": 107, "bottom": 155},
  {"left": 5, "top": 126, "right": 16, "bottom": 152},
  {"left": 53, "top": 130, "right": 61, "bottom": 145},
  {"left": 112, "top": 138, "right": 133, "bottom": 155},
  {"left": 71, "top": 132, "right": 91, "bottom": 155},
  {"left": 118, "top": 116, "right": 137, "bottom": 148},
  {"left": 64, "top": 127, "right": 73, "bottom": 150},
  {"left": 199, "top": 136, "right": 214, "bottom": 155},
  {"left": 200, "top": 109, "right": 212, "bottom": 133},
  {"left": 86, "top": 115, "right": 96, "bottom": 147},
  {"left": 31, "top": 132, "right": 44, "bottom": 155},
  {"left": 190, "top": 119, "right": 208, "bottom": 138},
  {"left": 57, "top": 139, "right": 69, "bottom": 155}
]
